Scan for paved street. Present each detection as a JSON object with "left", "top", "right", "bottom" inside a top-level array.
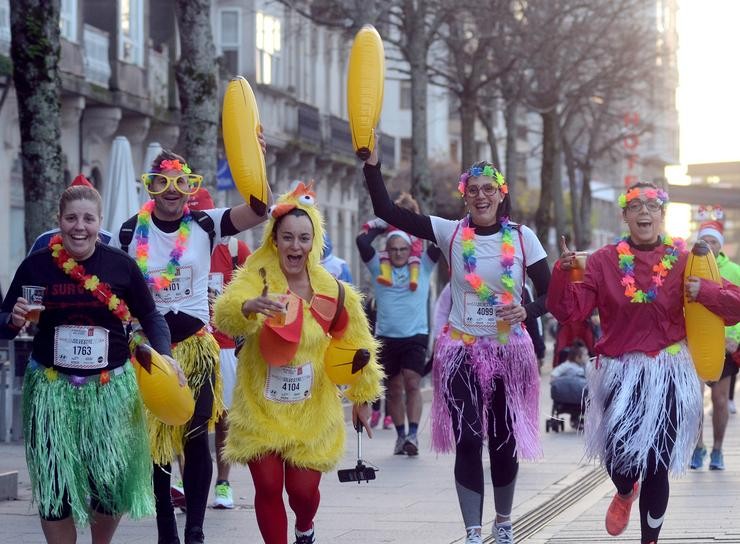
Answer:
[{"left": 1, "top": 369, "right": 739, "bottom": 543}]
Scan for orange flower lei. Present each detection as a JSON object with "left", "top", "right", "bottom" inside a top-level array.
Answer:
[{"left": 49, "top": 235, "right": 132, "bottom": 322}]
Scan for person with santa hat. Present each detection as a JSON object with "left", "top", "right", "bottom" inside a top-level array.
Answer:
[{"left": 689, "top": 218, "right": 740, "bottom": 471}]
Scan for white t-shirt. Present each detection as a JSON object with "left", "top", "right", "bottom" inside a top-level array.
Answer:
[
  {"left": 431, "top": 217, "right": 547, "bottom": 337},
  {"left": 115, "top": 208, "right": 228, "bottom": 324}
]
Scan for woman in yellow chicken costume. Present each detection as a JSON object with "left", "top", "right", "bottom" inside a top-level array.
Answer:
[{"left": 214, "top": 182, "right": 383, "bottom": 544}]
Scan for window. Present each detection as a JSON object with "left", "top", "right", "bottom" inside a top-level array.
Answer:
[
  {"left": 0, "top": 0, "right": 9, "bottom": 45},
  {"left": 119, "top": 0, "right": 143, "bottom": 65},
  {"left": 218, "top": 9, "right": 240, "bottom": 75},
  {"left": 400, "top": 80, "right": 411, "bottom": 110},
  {"left": 256, "top": 11, "right": 281, "bottom": 85},
  {"left": 60, "top": 0, "right": 77, "bottom": 42}
]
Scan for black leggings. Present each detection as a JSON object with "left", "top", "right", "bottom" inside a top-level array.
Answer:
[
  {"left": 605, "top": 382, "right": 677, "bottom": 544},
  {"left": 448, "top": 363, "right": 518, "bottom": 527},
  {"left": 154, "top": 375, "right": 214, "bottom": 540}
]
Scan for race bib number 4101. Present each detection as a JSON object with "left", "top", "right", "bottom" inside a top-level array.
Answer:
[{"left": 153, "top": 265, "right": 194, "bottom": 304}]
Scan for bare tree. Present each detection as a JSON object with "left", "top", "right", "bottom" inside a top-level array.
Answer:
[
  {"left": 10, "top": 0, "right": 65, "bottom": 248},
  {"left": 174, "top": 0, "right": 219, "bottom": 187}
]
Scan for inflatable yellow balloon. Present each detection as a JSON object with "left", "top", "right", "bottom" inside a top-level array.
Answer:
[
  {"left": 132, "top": 344, "right": 195, "bottom": 426},
  {"left": 684, "top": 240, "right": 725, "bottom": 381},
  {"left": 347, "top": 24, "right": 385, "bottom": 161},
  {"left": 324, "top": 337, "right": 371, "bottom": 386},
  {"left": 223, "top": 76, "right": 269, "bottom": 216}
]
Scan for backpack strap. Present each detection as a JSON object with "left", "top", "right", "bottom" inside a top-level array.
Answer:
[
  {"left": 516, "top": 225, "right": 527, "bottom": 291},
  {"left": 448, "top": 220, "right": 463, "bottom": 276},
  {"left": 191, "top": 210, "right": 216, "bottom": 253},
  {"left": 329, "top": 279, "right": 346, "bottom": 333},
  {"left": 118, "top": 215, "right": 138, "bottom": 253}
]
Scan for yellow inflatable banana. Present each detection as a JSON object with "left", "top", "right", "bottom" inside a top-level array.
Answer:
[
  {"left": 132, "top": 343, "right": 195, "bottom": 426},
  {"left": 324, "top": 337, "right": 371, "bottom": 386},
  {"left": 347, "top": 25, "right": 385, "bottom": 161},
  {"left": 223, "top": 76, "right": 269, "bottom": 216},
  {"left": 684, "top": 240, "right": 725, "bottom": 381}
]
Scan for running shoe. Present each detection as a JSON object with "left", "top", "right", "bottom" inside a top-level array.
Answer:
[
  {"left": 403, "top": 434, "right": 419, "bottom": 456},
  {"left": 465, "top": 527, "right": 483, "bottom": 544},
  {"left": 709, "top": 449, "right": 725, "bottom": 470},
  {"left": 729, "top": 399, "right": 737, "bottom": 414},
  {"left": 690, "top": 446, "right": 706, "bottom": 469},
  {"left": 383, "top": 415, "right": 393, "bottom": 429},
  {"left": 171, "top": 479, "right": 187, "bottom": 513},
  {"left": 494, "top": 521, "right": 514, "bottom": 544},
  {"left": 184, "top": 526, "right": 204, "bottom": 544},
  {"left": 605, "top": 481, "right": 639, "bottom": 536},
  {"left": 370, "top": 410, "right": 381, "bottom": 428},
  {"left": 394, "top": 435, "right": 406, "bottom": 455},
  {"left": 213, "top": 481, "right": 234, "bottom": 509}
]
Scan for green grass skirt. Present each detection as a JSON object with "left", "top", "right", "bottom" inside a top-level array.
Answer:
[
  {"left": 148, "top": 331, "right": 223, "bottom": 465},
  {"left": 23, "top": 361, "right": 154, "bottom": 525}
]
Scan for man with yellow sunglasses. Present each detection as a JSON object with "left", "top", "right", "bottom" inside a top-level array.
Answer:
[{"left": 116, "top": 141, "right": 270, "bottom": 544}]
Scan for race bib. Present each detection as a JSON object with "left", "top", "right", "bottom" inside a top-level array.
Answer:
[
  {"left": 54, "top": 326, "right": 109, "bottom": 369},
  {"left": 463, "top": 292, "right": 498, "bottom": 328},
  {"left": 208, "top": 272, "right": 224, "bottom": 295},
  {"left": 264, "top": 363, "right": 313, "bottom": 403},
  {"left": 153, "top": 265, "right": 194, "bottom": 304}
]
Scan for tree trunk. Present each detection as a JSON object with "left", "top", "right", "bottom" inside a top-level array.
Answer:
[
  {"left": 579, "top": 163, "right": 594, "bottom": 249},
  {"left": 503, "top": 100, "right": 518, "bottom": 198},
  {"left": 478, "top": 106, "right": 501, "bottom": 177},
  {"left": 535, "top": 110, "right": 556, "bottom": 244},
  {"left": 407, "top": 7, "right": 432, "bottom": 214},
  {"left": 562, "top": 138, "right": 583, "bottom": 248},
  {"left": 174, "top": 0, "right": 219, "bottom": 189},
  {"left": 10, "top": 0, "right": 65, "bottom": 250},
  {"left": 552, "top": 123, "right": 566, "bottom": 243},
  {"left": 460, "top": 92, "right": 476, "bottom": 171}
]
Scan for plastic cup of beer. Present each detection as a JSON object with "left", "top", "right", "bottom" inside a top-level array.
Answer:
[
  {"left": 266, "top": 293, "right": 289, "bottom": 327},
  {"left": 570, "top": 251, "right": 589, "bottom": 283},
  {"left": 495, "top": 306, "right": 511, "bottom": 336},
  {"left": 22, "top": 285, "right": 46, "bottom": 323}
]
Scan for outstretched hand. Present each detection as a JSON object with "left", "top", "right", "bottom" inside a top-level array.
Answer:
[{"left": 557, "top": 236, "right": 576, "bottom": 271}]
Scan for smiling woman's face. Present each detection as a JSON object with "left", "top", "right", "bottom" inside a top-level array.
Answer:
[
  {"left": 59, "top": 198, "right": 101, "bottom": 260},
  {"left": 623, "top": 198, "right": 665, "bottom": 245},
  {"left": 275, "top": 214, "right": 314, "bottom": 277}
]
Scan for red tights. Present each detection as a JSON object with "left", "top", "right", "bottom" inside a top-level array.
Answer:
[{"left": 248, "top": 454, "right": 322, "bottom": 544}]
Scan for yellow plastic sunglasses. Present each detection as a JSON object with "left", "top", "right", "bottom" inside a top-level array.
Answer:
[{"left": 141, "top": 173, "right": 203, "bottom": 196}]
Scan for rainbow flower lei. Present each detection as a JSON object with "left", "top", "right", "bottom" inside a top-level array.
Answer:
[
  {"left": 458, "top": 164, "right": 508, "bottom": 196},
  {"left": 49, "top": 235, "right": 131, "bottom": 321},
  {"left": 157, "top": 158, "right": 192, "bottom": 174},
  {"left": 461, "top": 217, "right": 516, "bottom": 341},
  {"left": 135, "top": 200, "right": 193, "bottom": 291},
  {"left": 616, "top": 235, "right": 685, "bottom": 303}
]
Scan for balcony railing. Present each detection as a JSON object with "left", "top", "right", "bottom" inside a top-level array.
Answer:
[{"left": 83, "top": 24, "right": 111, "bottom": 88}]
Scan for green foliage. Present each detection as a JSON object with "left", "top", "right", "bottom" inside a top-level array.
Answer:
[{"left": 0, "top": 54, "right": 11, "bottom": 76}]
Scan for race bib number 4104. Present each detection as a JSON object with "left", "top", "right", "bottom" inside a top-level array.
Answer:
[{"left": 264, "top": 363, "right": 314, "bottom": 403}]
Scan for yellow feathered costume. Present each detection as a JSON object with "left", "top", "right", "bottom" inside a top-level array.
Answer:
[{"left": 213, "top": 183, "right": 383, "bottom": 472}]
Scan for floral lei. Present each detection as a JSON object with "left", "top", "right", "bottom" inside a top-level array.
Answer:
[
  {"left": 618, "top": 187, "right": 669, "bottom": 208},
  {"left": 49, "top": 235, "right": 131, "bottom": 321},
  {"left": 156, "top": 158, "right": 192, "bottom": 174},
  {"left": 135, "top": 200, "right": 192, "bottom": 291},
  {"left": 461, "top": 217, "right": 516, "bottom": 341},
  {"left": 616, "top": 235, "right": 685, "bottom": 303}
]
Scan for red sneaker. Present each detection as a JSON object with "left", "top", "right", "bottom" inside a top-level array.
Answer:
[
  {"left": 382, "top": 415, "right": 393, "bottom": 430},
  {"left": 605, "top": 482, "right": 639, "bottom": 536},
  {"left": 370, "top": 410, "right": 381, "bottom": 428}
]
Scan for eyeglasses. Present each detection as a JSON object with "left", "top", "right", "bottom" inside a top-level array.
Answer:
[
  {"left": 464, "top": 183, "right": 499, "bottom": 198},
  {"left": 141, "top": 173, "right": 203, "bottom": 196},
  {"left": 625, "top": 199, "right": 662, "bottom": 213}
]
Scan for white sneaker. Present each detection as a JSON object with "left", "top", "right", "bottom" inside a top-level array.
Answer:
[
  {"left": 494, "top": 521, "right": 514, "bottom": 544},
  {"left": 729, "top": 400, "right": 737, "bottom": 414},
  {"left": 465, "top": 527, "right": 483, "bottom": 544},
  {"left": 212, "top": 481, "right": 234, "bottom": 509}
]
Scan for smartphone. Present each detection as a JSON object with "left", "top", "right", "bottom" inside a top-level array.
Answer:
[{"left": 337, "top": 462, "right": 376, "bottom": 483}]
